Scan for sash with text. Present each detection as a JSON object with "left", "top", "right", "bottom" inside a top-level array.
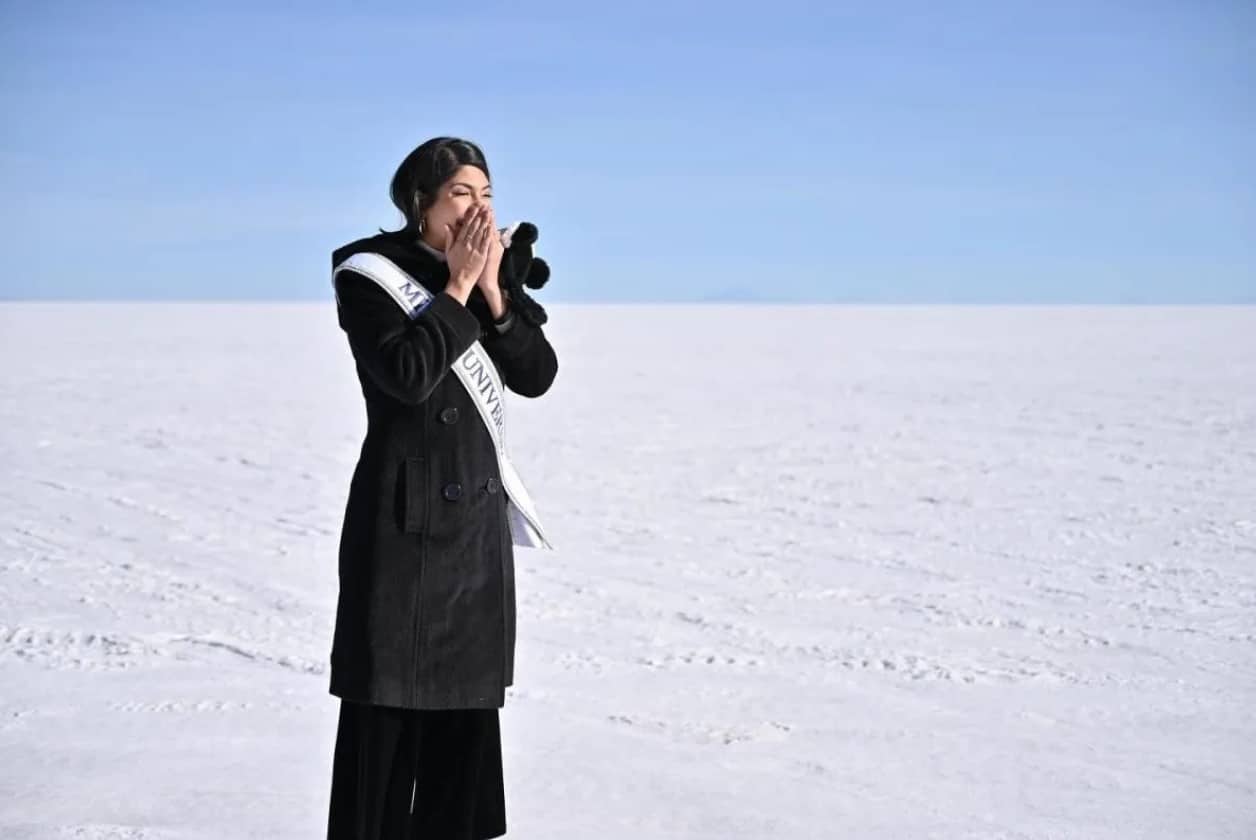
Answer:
[{"left": 333, "top": 252, "right": 554, "bottom": 550}]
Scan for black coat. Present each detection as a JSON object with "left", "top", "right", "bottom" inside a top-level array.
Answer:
[{"left": 327, "top": 229, "right": 558, "bottom": 709}]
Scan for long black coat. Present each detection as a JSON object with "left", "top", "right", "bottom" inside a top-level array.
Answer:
[{"left": 328, "top": 229, "right": 558, "bottom": 709}]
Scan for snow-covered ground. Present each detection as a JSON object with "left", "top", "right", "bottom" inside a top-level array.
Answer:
[{"left": 1, "top": 302, "right": 1252, "bottom": 839}]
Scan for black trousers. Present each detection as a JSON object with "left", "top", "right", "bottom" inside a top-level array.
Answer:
[{"left": 326, "top": 698, "right": 507, "bottom": 839}]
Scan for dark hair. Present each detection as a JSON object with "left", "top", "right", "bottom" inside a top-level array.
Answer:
[{"left": 379, "top": 136, "right": 491, "bottom": 236}]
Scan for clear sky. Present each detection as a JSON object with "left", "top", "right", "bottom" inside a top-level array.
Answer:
[{"left": 1, "top": 1, "right": 1252, "bottom": 302}]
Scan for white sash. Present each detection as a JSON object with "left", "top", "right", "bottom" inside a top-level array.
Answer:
[{"left": 332, "top": 252, "right": 554, "bottom": 550}]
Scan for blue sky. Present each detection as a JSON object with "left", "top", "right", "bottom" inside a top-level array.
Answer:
[{"left": 1, "top": 1, "right": 1251, "bottom": 302}]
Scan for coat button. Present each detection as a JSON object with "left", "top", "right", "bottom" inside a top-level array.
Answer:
[
  {"left": 484, "top": 477, "right": 500, "bottom": 494},
  {"left": 442, "top": 482, "right": 463, "bottom": 501},
  {"left": 439, "top": 407, "right": 459, "bottom": 424}
]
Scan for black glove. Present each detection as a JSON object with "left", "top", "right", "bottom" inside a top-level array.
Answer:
[{"left": 496, "top": 221, "right": 551, "bottom": 327}]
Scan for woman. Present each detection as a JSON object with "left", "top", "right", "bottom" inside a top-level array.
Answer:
[{"left": 325, "top": 137, "right": 558, "bottom": 838}]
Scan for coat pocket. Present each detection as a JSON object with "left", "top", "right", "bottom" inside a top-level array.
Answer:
[{"left": 401, "top": 456, "right": 426, "bottom": 534}]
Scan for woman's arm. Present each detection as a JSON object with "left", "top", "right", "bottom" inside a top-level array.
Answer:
[
  {"left": 334, "top": 269, "right": 483, "bottom": 405},
  {"left": 479, "top": 303, "right": 559, "bottom": 398}
]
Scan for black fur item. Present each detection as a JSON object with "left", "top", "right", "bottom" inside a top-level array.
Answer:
[{"left": 497, "top": 221, "right": 550, "bottom": 327}]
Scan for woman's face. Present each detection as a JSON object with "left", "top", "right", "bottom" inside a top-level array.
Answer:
[{"left": 420, "top": 165, "right": 493, "bottom": 250}]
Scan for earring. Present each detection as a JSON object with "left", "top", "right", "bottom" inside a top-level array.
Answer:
[{"left": 417, "top": 215, "right": 426, "bottom": 235}]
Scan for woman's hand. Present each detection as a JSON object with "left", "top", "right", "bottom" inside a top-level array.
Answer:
[
  {"left": 443, "top": 204, "right": 493, "bottom": 300},
  {"left": 475, "top": 207, "right": 508, "bottom": 319}
]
